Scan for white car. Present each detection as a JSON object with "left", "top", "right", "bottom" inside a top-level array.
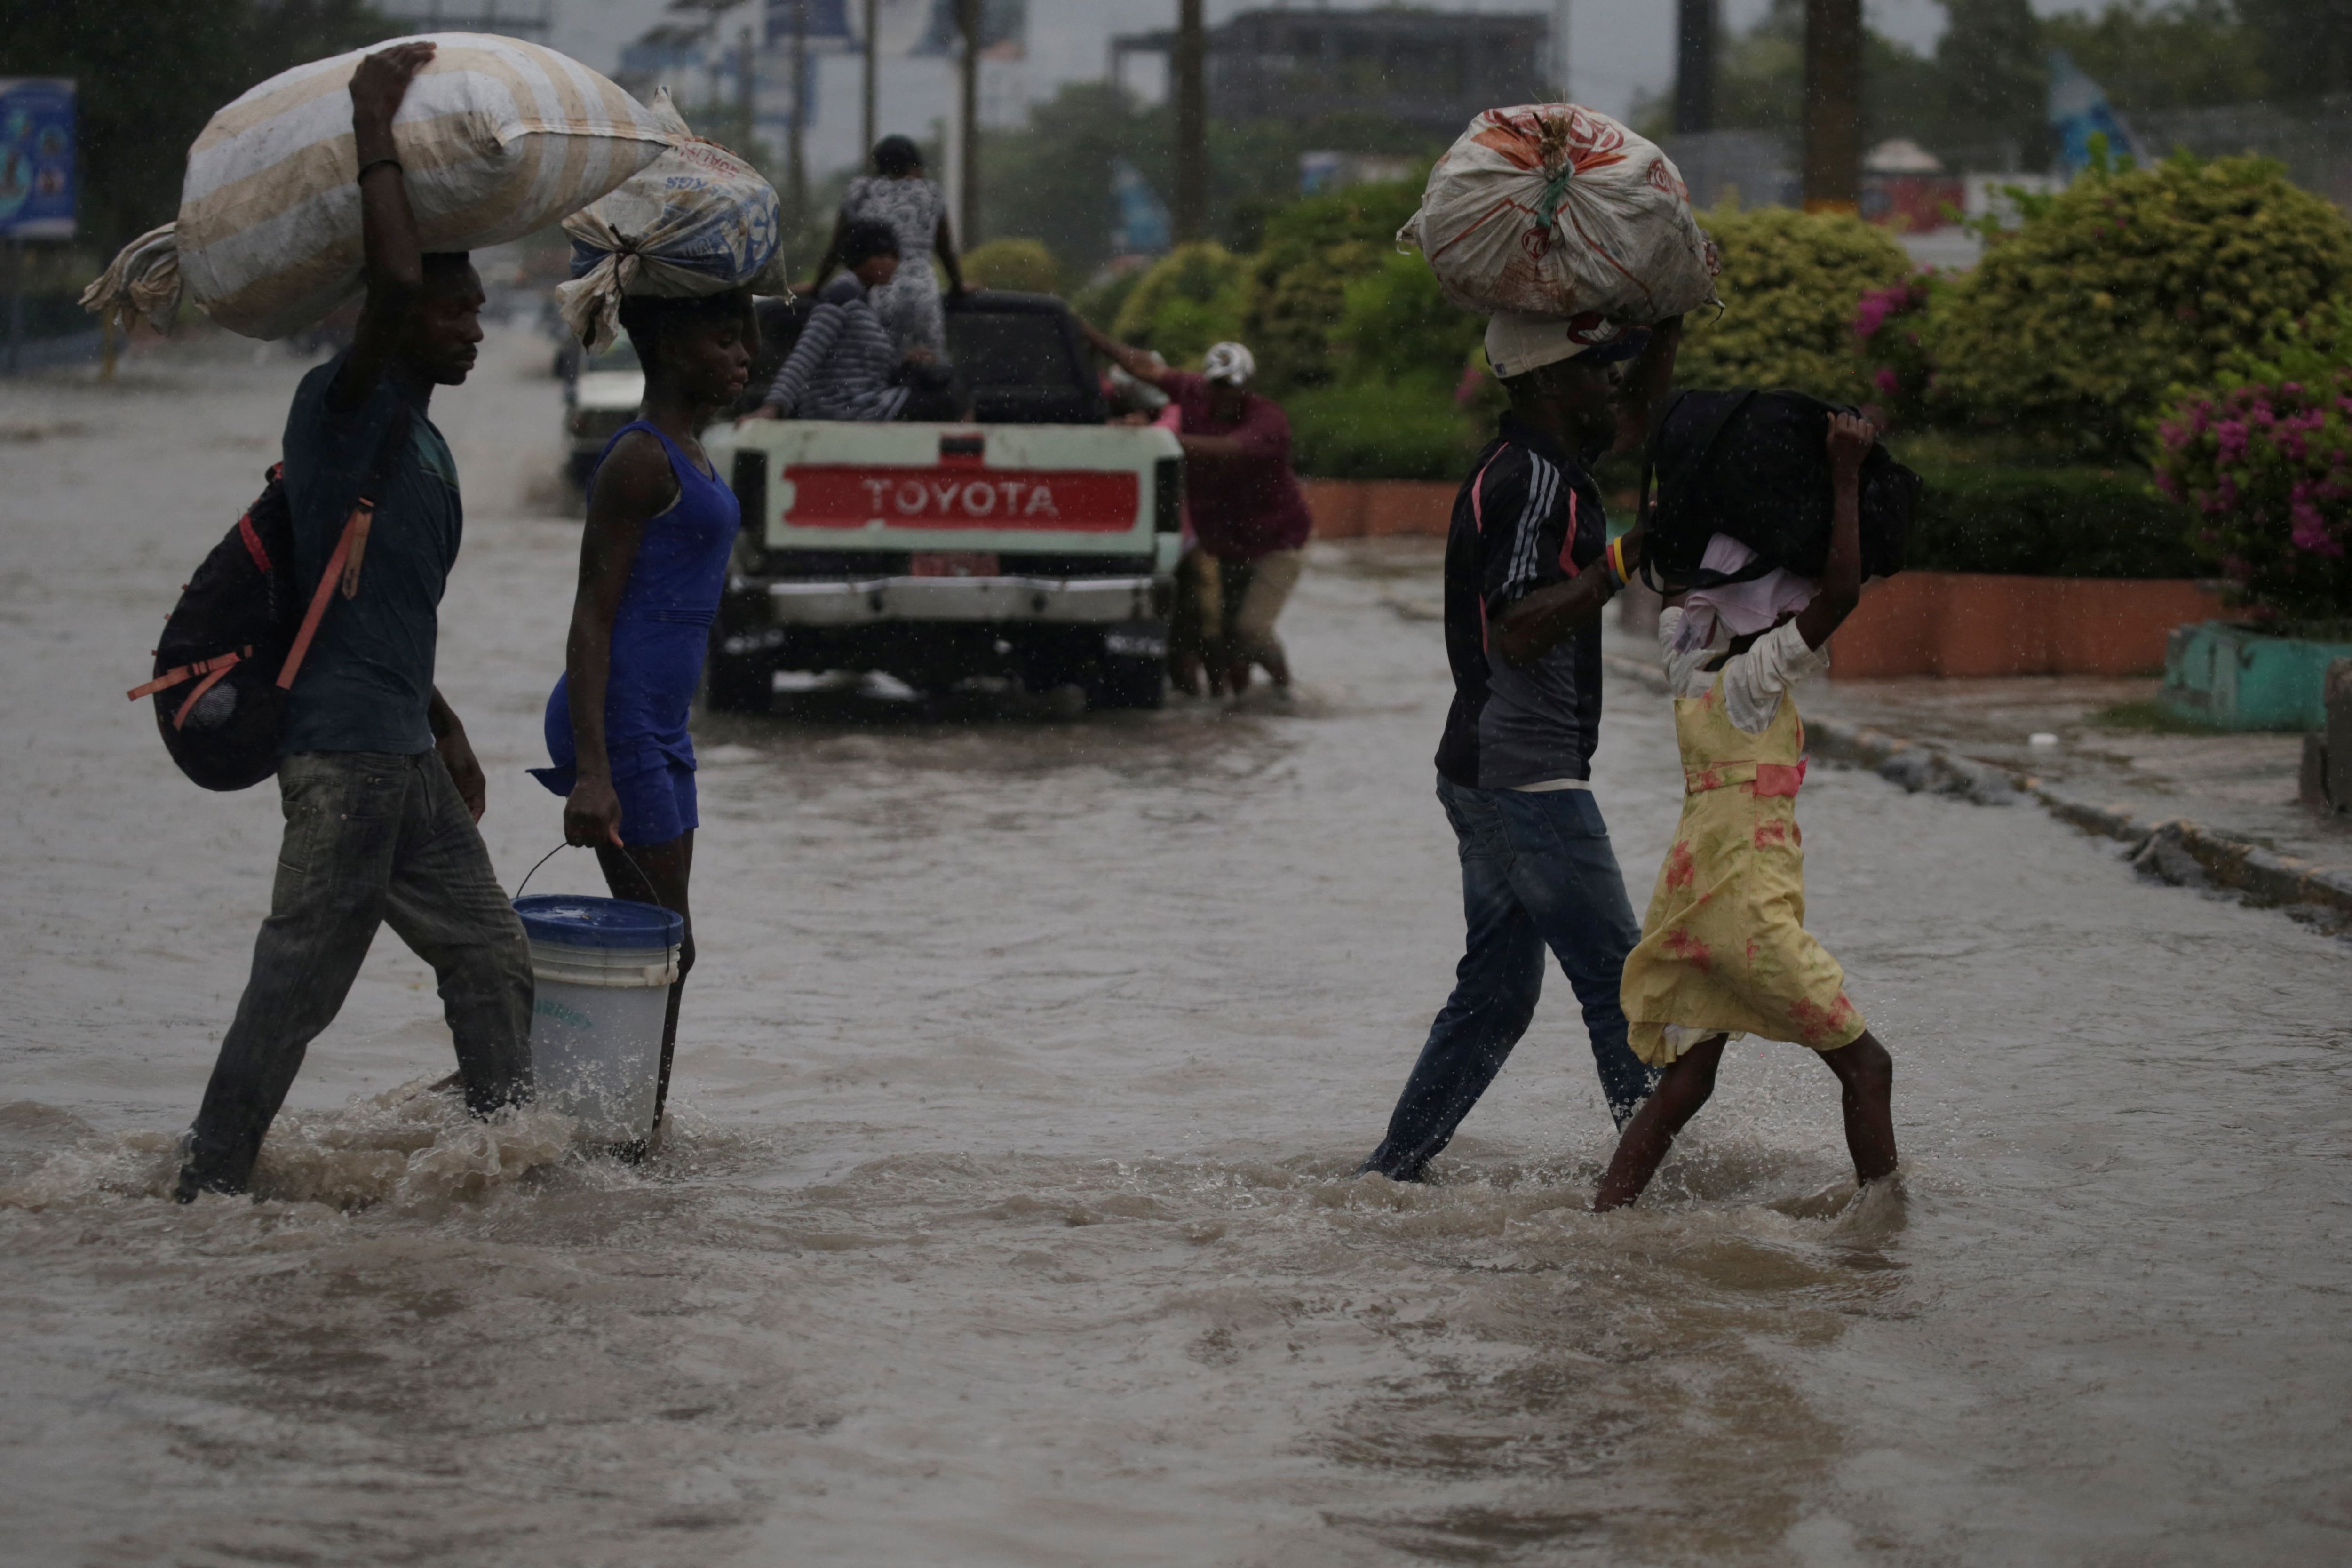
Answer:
[{"left": 563, "top": 331, "right": 646, "bottom": 490}]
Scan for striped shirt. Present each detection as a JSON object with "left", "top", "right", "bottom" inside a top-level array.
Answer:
[
  {"left": 764, "top": 274, "right": 909, "bottom": 421},
  {"left": 1435, "top": 413, "right": 1609, "bottom": 790}
]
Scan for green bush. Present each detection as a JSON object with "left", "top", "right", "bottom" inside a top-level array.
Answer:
[
  {"left": 1897, "top": 453, "right": 2203, "bottom": 578},
  {"left": 1928, "top": 152, "right": 2352, "bottom": 456},
  {"left": 1287, "top": 376, "right": 1483, "bottom": 481},
  {"left": 1240, "top": 179, "right": 1424, "bottom": 390},
  {"left": 961, "top": 237, "right": 1061, "bottom": 295},
  {"left": 1672, "top": 205, "right": 1913, "bottom": 404},
  {"left": 1110, "top": 241, "right": 1248, "bottom": 367},
  {"left": 1330, "top": 249, "right": 1485, "bottom": 385}
]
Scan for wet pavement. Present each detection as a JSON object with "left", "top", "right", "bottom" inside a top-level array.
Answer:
[{"left": 2, "top": 326, "right": 2349, "bottom": 1566}]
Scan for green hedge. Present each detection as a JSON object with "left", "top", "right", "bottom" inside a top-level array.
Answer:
[
  {"left": 1287, "top": 376, "right": 1483, "bottom": 481},
  {"left": 1900, "top": 459, "right": 2204, "bottom": 578}
]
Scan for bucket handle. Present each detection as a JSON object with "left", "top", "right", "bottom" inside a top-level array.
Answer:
[{"left": 513, "top": 840, "right": 666, "bottom": 907}]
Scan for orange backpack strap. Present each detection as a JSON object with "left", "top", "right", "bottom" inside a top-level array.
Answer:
[{"left": 278, "top": 503, "right": 368, "bottom": 692}]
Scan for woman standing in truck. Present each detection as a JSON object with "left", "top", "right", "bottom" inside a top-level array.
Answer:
[
  {"left": 530, "top": 289, "right": 755, "bottom": 1151},
  {"left": 803, "top": 134, "right": 968, "bottom": 360}
]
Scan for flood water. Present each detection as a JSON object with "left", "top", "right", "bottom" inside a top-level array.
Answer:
[{"left": 3, "top": 327, "right": 2348, "bottom": 1566}]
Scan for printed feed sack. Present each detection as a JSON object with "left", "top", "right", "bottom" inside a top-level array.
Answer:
[
  {"left": 1402, "top": 104, "right": 1719, "bottom": 329},
  {"left": 555, "top": 90, "right": 781, "bottom": 349}
]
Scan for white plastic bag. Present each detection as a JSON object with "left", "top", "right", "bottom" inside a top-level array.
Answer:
[
  {"left": 554, "top": 90, "right": 781, "bottom": 349},
  {"left": 1401, "top": 103, "right": 1719, "bottom": 326},
  {"left": 82, "top": 33, "right": 673, "bottom": 340}
]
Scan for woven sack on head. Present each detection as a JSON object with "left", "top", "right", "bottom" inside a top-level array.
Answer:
[{"left": 83, "top": 33, "right": 673, "bottom": 340}]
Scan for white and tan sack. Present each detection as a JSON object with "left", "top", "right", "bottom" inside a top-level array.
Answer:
[
  {"left": 554, "top": 90, "right": 781, "bottom": 350},
  {"left": 1401, "top": 103, "right": 1719, "bottom": 326},
  {"left": 82, "top": 33, "right": 674, "bottom": 340}
]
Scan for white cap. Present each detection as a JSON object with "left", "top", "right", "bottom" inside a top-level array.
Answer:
[
  {"left": 1202, "top": 341, "right": 1256, "bottom": 385},
  {"left": 1483, "top": 311, "right": 1645, "bottom": 379}
]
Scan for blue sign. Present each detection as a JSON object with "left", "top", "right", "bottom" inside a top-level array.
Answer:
[
  {"left": 0, "top": 78, "right": 75, "bottom": 240},
  {"left": 2048, "top": 51, "right": 2139, "bottom": 176}
]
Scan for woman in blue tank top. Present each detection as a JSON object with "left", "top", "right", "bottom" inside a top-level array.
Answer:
[{"left": 532, "top": 289, "right": 754, "bottom": 1143}]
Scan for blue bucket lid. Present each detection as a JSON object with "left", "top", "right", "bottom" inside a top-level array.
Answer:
[{"left": 514, "top": 894, "right": 683, "bottom": 950}]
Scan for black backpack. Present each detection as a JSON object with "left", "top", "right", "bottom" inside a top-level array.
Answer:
[
  {"left": 1638, "top": 388, "right": 1921, "bottom": 589},
  {"left": 127, "top": 404, "right": 413, "bottom": 791}
]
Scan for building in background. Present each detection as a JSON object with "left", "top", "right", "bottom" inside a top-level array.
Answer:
[
  {"left": 1110, "top": 7, "right": 1550, "bottom": 139},
  {"left": 611, "top": 0, "right": 1036, "bottom": 201}
]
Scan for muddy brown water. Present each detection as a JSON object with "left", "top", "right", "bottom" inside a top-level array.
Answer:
[{"left": 2, "top": 329, "right": 2348, "bottom": 1566}]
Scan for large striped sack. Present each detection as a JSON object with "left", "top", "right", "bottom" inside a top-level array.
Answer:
[
  {"left": 82, "top": 34, "right": 673, "bottom": 340},
  {"left": 554, "top": 90, "right": 780, "bottom": 350},
  {"left": 1401, "top": 104, "right": 1719, "bottom": 329}
]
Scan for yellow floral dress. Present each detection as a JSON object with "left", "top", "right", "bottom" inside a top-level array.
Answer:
[{"left": 1619, "top": 663, "right": 1865, "bottom": 1066}]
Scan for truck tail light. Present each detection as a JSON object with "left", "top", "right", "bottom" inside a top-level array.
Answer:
[{"left": 1153, "top": 457, "right": 1180, "bottom": 534}]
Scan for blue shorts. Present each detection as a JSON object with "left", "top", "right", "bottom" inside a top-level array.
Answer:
[
  {"left": 529, "top": 677, "right": 700, "bottom": 847},
  {"left": 608, "top": 757, "right": 697, "bottom": 845}
]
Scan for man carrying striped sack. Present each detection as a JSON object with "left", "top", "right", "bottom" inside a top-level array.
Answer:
[{"left": 175, "top": 43, "right": 535, "bottom": 1201}]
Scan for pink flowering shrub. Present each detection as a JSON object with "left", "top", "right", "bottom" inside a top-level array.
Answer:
[
  {"left": 1852, "top": 274, "right": 1937, "bottom": 428},
  {"left": 2152, "top": 375, "right": 2352, "bottom": 621}
]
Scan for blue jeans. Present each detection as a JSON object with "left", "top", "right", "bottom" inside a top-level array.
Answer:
[{"left": 1361, "top": 776, "right": 1656, "bottom": 1180}]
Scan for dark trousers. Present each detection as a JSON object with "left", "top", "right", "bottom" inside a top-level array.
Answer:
[
  {"left": 179, "top": 750, "right": 534, "bottom": 1194},
  {"left": 1361, "top": 775, "right": 1656, "bottom": 1181}
]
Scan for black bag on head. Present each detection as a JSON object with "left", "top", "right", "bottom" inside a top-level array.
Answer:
[
  {"left": 1638, "top": 388, "right": 1921, "bottom": 591},
  {"left": 128, "top": 402, "right": 413, "bottom": 791}
]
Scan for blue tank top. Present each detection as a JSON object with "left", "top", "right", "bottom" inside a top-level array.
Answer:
[{"left": 532, "top": 421, "right": 741, "bottom": 791}]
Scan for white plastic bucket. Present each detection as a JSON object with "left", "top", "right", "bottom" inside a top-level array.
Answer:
[{"left": 515, "top": 894, "right": 683, "bottom": 1149}]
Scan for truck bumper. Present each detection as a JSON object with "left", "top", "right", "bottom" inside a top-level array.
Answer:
[{"left": 755, "top": 574, "right": 1159, "bottom": 628}]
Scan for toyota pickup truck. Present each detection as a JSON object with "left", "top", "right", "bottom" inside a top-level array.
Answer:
[{"left": 701, "top": 290, "right": 1181, "bottom": 712}]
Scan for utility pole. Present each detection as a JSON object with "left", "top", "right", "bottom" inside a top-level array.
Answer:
[
  {"left": 787, "top": 0, "right": 809, "bottom": 234},
  {"left": 1173, "top": 0, "right": 1207, "bottom": 242},
  {"left": 861, "top": 0, "right": 879, "bottom": 159},
  {"left": 956, "top": 0, "right": 981, "bottom": 244},
  {"left": 735, "top": 23, "right": 755, "bottom": 163},
  {"left": 1674, "top": 0, "right": 1716, "bottom": 134},
  {"left": 1554, "top": 0, "right": 1572, "bottom": 99},
  {"left": 1802, "top": 0, "right": 1861, "bottom": 211}
]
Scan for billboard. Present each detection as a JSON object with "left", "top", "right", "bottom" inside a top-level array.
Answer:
[{"left": 0, "top": 78, "right": 75, "bottom": 240}]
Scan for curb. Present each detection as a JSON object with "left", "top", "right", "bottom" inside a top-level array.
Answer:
[{"left": 1601, "top": 652, "right": 2352, "bottom": 925}]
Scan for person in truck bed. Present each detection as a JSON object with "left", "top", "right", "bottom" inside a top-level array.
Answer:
[
  {"left": 1080, "top": 327, "right": 1312, "bottom": 699},
  {"left": 743, "top": 222, "right": 957, "bottom": 424}
]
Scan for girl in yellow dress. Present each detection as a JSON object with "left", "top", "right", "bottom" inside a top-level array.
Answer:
[{"left": 1593, "top": 412, "right": 1897, "bottom": 1210}]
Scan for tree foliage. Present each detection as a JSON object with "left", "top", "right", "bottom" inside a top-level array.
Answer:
[
  {"left": 0, "top": 0, "right": 395, "bottom": 255},
  {"left": 975, "top": 82, "right": 1439, "bottom": 284},
  {"left": 1237, "top": 178, "right": 1422, "bottom": 392},
  {"left": 1672, "top": 205, "right": 1913, "bottom": 404},
  {"left": 1109, "top": 242, "right": 1247, "bottom": 367},
  {"left": 961, "top": 237, "right": 1061, "bottom": 295},
  {"left": 2043, "top": 1, "right": 2265, "bottom": 113},
  {"left": 1927, "top": 152, "right": 2352, "bottom": 455}
]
